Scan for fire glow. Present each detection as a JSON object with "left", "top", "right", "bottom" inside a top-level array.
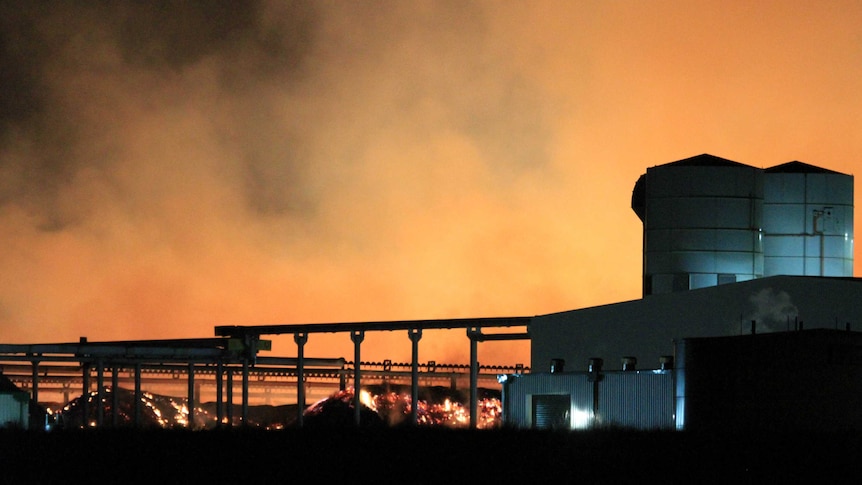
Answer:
[
  {"left": 56, "top": 386, "right": 502, "bottom": 429},
  {"left": 349, "top": 388, "right": 501, "bottom": 428}
]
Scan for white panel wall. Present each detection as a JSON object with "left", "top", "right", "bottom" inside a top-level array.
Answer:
[{"left": 763, "top": 171, "right": 853, "bottom": 277}]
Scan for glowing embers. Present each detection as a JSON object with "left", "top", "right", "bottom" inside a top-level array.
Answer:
[
  {"left": 57, "top": 387, "right": 205, "bottom": 429},
  {"left": 359, "top": 389, "right": 376, "bottom": 410},
  {"left": 304, "top": 386, "right": 502, "bottom": 428},
  {"left": 55, "top": 385, "right": 505, "bottom": 429}
]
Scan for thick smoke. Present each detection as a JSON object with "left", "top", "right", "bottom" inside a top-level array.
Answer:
[
  {"left": 0, "top": 0, "right": 317, "bottom": 228},
  {"left": 0, "top": 1, "right": 572, "bottom": 363},
  {"left": 1, "top": 1, "right": 859, "bottom": 364}
]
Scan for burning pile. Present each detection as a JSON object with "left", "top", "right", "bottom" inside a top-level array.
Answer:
[
  {"left": 55, "top": 388, "right": 289, "bottom": 429},
  {"left": 56, "top": 387, "right": 199, "bottom": 429},
  {"left": 54, "top": 385, "right": 503, "bottom": 429},
  {"left": 305, "top": 385, "right": 502, "bottom": 429}
]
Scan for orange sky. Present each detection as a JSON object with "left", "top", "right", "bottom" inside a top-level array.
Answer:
[{"left": 1, "top": 1, "right": 860, "bottom": 366}]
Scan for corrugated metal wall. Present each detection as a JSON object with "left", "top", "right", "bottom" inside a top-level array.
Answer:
[
  {"left": 502, "top": 373, "right": 594, "bottom": 429},
  {"left": 502, "top": 371, "right": 674, "bottom": 430},
  {"left": 0, "top": 392, "right": 29, "bottom": 429},
  {"left": 598, "top": 372, "right": 674, "bottom": 429}
]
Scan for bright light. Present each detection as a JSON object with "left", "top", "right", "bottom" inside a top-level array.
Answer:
[
  {"left": 359, "top": 389, "right": 377, "bottom": 411},
  {"left": 570, "top": 407, "right": 593, "bottom": 429}
]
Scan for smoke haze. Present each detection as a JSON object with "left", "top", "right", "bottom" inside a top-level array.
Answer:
[{"left": 1, "top": 1, "right": 860, "bottom": 363}]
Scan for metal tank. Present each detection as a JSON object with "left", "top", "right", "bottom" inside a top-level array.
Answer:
[
  {"left": 762, "top": 162, "right": 854, "bottom": 276},
  {"left": 632, "top": 154, "right": 764, "bottom": 296}
]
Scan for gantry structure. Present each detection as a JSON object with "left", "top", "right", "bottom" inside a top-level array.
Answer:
[
  {"left": 0, "top": 316, "right": 532, "bottom": 429},
  {"left": 215, "top": 316, "right": 532, "bottom": 428}
]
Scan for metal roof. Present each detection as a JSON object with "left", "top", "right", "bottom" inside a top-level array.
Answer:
[
  {"left": 765, "top": 160, "right": 848, "bottom": 175},
  {"left": 662, "top": 153, "right": 753, "bottom": 168}
]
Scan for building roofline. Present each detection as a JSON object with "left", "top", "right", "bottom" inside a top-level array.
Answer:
[
  {"left": 765, "top": 161, "right": 849, "bottom": 175},
  {"left": 660, "top": 153, "right": 754, "bottom": 168}
]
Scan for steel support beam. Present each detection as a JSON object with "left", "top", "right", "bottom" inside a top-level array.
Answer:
[
  {"left": 96, "top": 359, "right": 104, "bottom": 427},
  {"left": 215, "top": 361, "right": 223, "bottom": 427},
  {"left": 226, "top": 369, "right": 234, "bottom": 427},
  {"left": 350, "top": 330, "right": 364, "bottom": 426},
  {"left": 468, "top": 327, "right": 480, "bottom": 429},
  {"left": 294, "top": 332, "right": 308, "bottom": 427},
  {"left": 134, "top": 363, "right": 142, "bottom": 428},
  {"left": 408, "top": 327, "right": 422, "bottom": 425},
  {"left": 82, "top": 362, "right": 90, "bottom": 428},
  {"left": 187, "top": 362, "right": 195, "bottom": 429},
  {"left": 111, "top": 366, "right": 119, "bottom": 427},
  {"left": 242, "top": 359, "right": 249, "bottom": 426},
  {"left": 215, "top": 316, "right": 532, "bottom": 338},
  {"left": 30, "top": 359, "right": 39, "bottom": 407}
]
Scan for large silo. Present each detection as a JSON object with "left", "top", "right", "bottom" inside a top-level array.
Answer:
[
  {"left": 632, "top": 154, "right": 764, "bottom": 296},
  {"left": 762, "top": 162, "right": 854, "bottom": 276}
]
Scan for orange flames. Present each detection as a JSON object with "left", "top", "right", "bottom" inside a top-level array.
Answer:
[{"left": 322, "top": 387, "right": 502, "bottom": 429}]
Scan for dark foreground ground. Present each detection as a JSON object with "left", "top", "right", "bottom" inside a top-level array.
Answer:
[{"left": 1, "top": 427, "right": 860, "bottom": 483}]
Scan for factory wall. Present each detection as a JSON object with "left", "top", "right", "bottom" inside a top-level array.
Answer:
[
  {"left": 507, "top": 329, "right": 862, "bottom": 432},
  {"left": 501, "top": 372, "right": 595, "bottom": 429},
  {"left": 530, "top": 276, "right": 862, "bottom": 372},
  {"left": 501, "top": 369, "right": 674, "bottom": 430}
]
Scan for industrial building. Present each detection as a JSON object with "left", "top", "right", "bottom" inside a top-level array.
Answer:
[
  {"left": 505, "top": 153, "right": 860, "bottom": 431},
  {"left": 530, "top": 275, "right": 862, "bottom": 373},
  {"left": 1, "top": 153, "right": 857, "bottom": 433},
  {"left": 504, "top": 328, "right": 862, "bottom": 432}
]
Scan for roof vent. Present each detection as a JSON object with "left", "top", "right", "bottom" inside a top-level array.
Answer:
[
  {"left": 659, "top": 356, "right": 674, "bottom": 370},
  {"left": 550, "top": 358, "right": 565, "bottom": 374}
]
